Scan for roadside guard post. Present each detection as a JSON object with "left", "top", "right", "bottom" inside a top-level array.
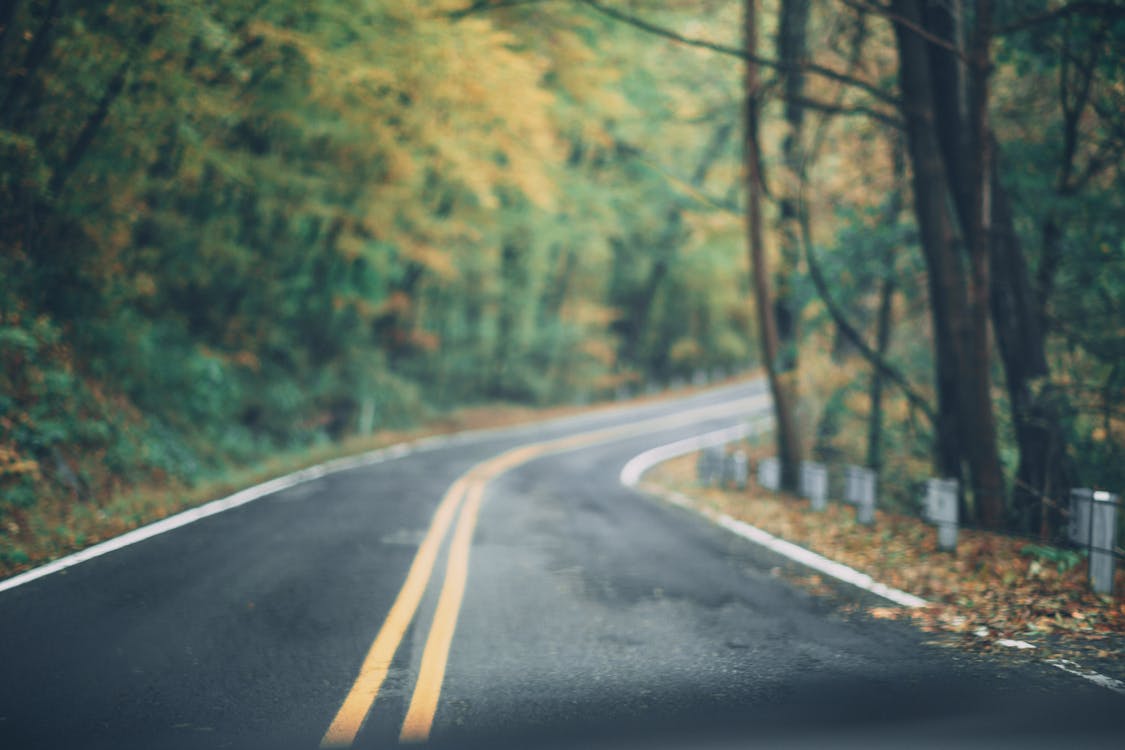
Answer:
[
  {"left": 800, "top": 461, "right": 829, "bottom": 512},
  {"left": 925, "top": 478, "right": 959, "bottom": 552},
  {"left": 723, "top": 450, "right": 749, "bottom": 491},
  {"left": 697, "top": 445, "right": 724, "bottom": 486},
  {"left": 845, "top": 465, "right": 877, "bottom": 525},
  {"left": 758, "top": 457, "right": 780, "bottom": 491},
  {"left": 1069, "top": 488, "right": 1119, "bottom": 596},
  {"left": 1069, "top": 488, "right": 1094, "bottom": 546}
]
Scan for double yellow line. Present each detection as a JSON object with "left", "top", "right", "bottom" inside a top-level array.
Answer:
[{"left": 320, "top": 394, "right": 767, "bottom": 747}]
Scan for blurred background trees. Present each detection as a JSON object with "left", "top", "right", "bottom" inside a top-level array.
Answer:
[{"left": 1, "top": 0, "right": 1122, "bottom": 545}]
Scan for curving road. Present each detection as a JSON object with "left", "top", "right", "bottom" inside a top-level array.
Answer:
[{"left": 1, "top": 380, "right": 1122, "bottom": 749}]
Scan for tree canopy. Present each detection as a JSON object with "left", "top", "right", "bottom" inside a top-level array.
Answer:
[{"left": 1, "top": 0, "right": 1123, "bottom": 559}]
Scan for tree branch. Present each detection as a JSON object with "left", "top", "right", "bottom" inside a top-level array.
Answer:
[
  {"left": 799, "top": 196, "right": 937, "bottom": 425},
  {"left": 836, "top": 0, "right": 972, "bottom": 63},
  {"left": 793, "top": 95, "right": 902, "bottom": 130},
  {"left": 807, "top": 8, "right": 871, "bottom": 163},
  {"left": 578, "top": 0, "right": 899, "bottom": 107},
  {"left": 996, "top": 1, "right": 1125, "bottom": 35},
  {"left": 49, "top": 60, "right": 130, "bottom": 196},
  {"left": 448, "top": 0, "right": 554, "bottom": 20}
]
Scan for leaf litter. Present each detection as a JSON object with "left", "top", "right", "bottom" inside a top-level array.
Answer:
[{"left": 646, "top": 452, "right": 1125, "bottom": 668}]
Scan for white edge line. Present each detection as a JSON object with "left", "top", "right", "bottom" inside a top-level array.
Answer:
[
  {"left": 1047, "top": 659, "right": 1125, "bottom": 696},
  {"left": 622, "top": 428, "right": 1125, "bottom": 697},
  {"left": 1, "top": 381, "right": 769, "bottom": 596},
  {"left": 710, "top": 512, "right": 929, "bottom": 608},
  {"left": 620, "top": 427, "right": 929, "bottom": 610},
  {"left": 0, "top": 439, "right": 444, "bottom": 596},
  {"left": 619, "top": 423, "right": 759, "bottom": 487}
]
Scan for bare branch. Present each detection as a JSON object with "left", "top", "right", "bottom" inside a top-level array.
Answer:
[
  {"left": 836, "top": 0, "right": 973, "bottom": 64},
  {"left": 799, "top": 195, "right": 937, "bottom": 425},
  {"left": 996, "top": 1, "right": 1125, "bottom": 35},
  {"left": 807, "top": 7, "right": 871, "bottom": 163},
  {"left": 794, "top": 95, "right": 903, "bottom": 129},
  {"left": 578, "top": 0, "right": 899, "bottom": 107},
  {"left": 448, "top": 0, "right": 555, "bottom": 20}
]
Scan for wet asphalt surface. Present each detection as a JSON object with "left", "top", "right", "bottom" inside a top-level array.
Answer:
[{"left": 1, "top": 381, "right": 1122, "bottom": 749}]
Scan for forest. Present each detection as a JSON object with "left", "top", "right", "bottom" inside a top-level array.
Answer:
[{"left": 1, "top": 0, "right": 1123, "bottom": 568}]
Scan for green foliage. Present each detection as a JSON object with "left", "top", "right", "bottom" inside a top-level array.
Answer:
[
  {"left": 992, "top": 12, "right": 1125, "bottom": 497},
  {"left": 1020, "top": 544, "right": 1085, "bottom": 575},
  {"left": 0, "top": 312, "right": 153, "bottom": 509},
  {"left": 0, "top": 0, "right": 754, "bottom": 521}
]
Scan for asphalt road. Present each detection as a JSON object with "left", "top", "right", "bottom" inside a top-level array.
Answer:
[{"left": 1, "top": 380, "right": 1122, "bottom": 749}]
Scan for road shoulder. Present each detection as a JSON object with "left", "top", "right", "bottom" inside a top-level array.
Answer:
[{"left": 630, "top": 446, "right": 1125, "bottom": 694}]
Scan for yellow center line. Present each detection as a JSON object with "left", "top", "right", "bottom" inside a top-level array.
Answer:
[
  {"left": 322, "top": 392, "right": 771, "bottom": 746},
  {"left": 320, "top": 476, "right": 470, "bottom": 748},
  {"left": 398, "top": 477, "right": 488, "bottom": 742},
  {"left": 396, "top": 425, "right": 678, "bottom": 743}
]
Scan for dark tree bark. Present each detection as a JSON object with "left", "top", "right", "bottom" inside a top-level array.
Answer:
[
  {"left": 893, "top": 0, "right": 1010, "bottom": 526},
  {"left": 867, "top": 140, "right": 907, "bottom": 472},
  {"left": 961, "top": 0, "right": 1007, "bottom": 528},
  {"left": 891, "top": 0, "right": 966, "bottom": 486},
  {"left": 924, "top": 0, "right": 972, "bottom": 229},
  {"left": 991, "top": 167, "right": 1071, "bottom": 535},
  {"left": 994, "top": 18, "right": 1113, "bottom": 535},
  {"left": 770, "top": 0, "right": 811, "bottom": 486},
  {"left": 923, "top": 0, "right": 1060, "bottom": 528},
  {"left": 867, "top": 273, "right": 896, "bottom": 471},
  {"left": 745, "top": 0, "right": 801, "bottom": 490},
  {"left": 1, "top": 0, "right": 61, "bottom": 130},
  {"left": 773, "top": 0, "right": 810, "bottom": 394}
]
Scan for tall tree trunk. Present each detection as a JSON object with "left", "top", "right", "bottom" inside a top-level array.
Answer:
[
  {"left": 867, "top": 140, "right": 906, "bottom": 472},
  {"left": 919, "top": 0, "right": 1010, "bottom": 526},
  {"left": 894, "top": 0, "right": 1010, "bottom": 525},
  {"left": 772, "top": 0, "right": 810, "bottom": 474},
  {"left": 867, "top": 274, "right": 895, "bottom": 471},
  {"left": 745, "top": 0, "right": 801, "bottom": 490},
  {"left": 992, "top": 153, "right": 1071, "bottom": 535},
  {"left": 986, "top": 14, "right": 1105, "bottom": 534},
  {"left": 924, "top": 0, "right": 972, "bottom": 228},
  {"left": 961, "top": 0, "right": 1006, "bottom": 527},
  {"left": 891, "top": 0, "right": 967, "bottom": 486},
  {"left": 995, "top": 219, "right": 1070, "bottom": 536}
]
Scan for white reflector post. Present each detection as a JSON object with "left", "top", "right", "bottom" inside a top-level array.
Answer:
[
  {"left": 758, "top": 457, "right": 780, "bottom": 491},
  {"left": 926, "top": 478, "right": 958, "bottom": 551},
  {"left": 1090, "top": 491, "right": 1118, "bottom": 596},
  {"left": 801, "top": 461, "right": 828, "bottom": 512}
]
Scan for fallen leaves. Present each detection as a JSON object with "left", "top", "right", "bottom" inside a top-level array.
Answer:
[{"left": 647, "top": 451, "right": 1125, "bottom": 659}]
